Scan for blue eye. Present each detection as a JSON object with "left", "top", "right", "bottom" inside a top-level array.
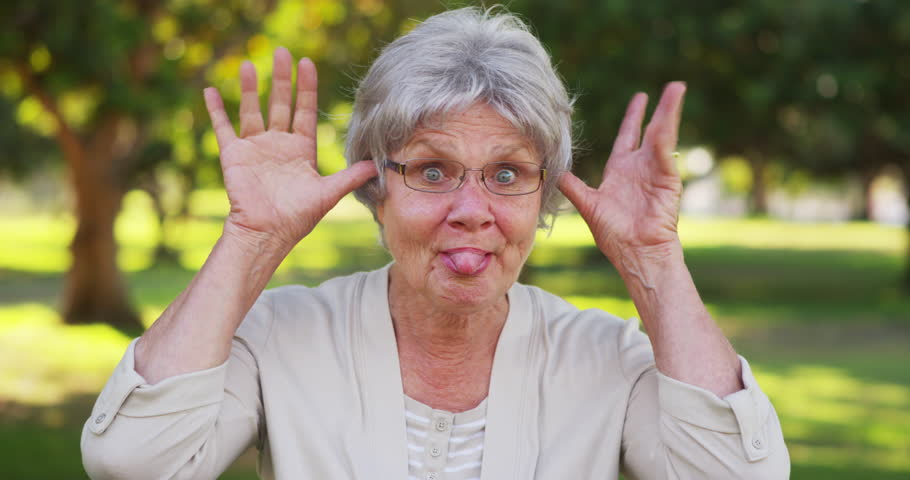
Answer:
[
  {"left": 494, "top": 169, "right": 516, "bottom": 184},
  {"left": 423, "top": 167, "right": 444, "bottom": 182}
]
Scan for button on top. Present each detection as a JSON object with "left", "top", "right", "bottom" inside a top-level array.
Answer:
[
  {"left": 430, "top": 446, "right": 441, "bottom": 457},
  {"left": 752, "top": 437, "right": 764, "bottom": 449},
  {"left": 94, "top": 413, "right": 106, "bottom": 424},
  {"left": 435, "top": 420, "right": 448, "bottom": 432}
]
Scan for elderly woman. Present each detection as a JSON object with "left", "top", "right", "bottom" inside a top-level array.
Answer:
[{"left": 82, "top": 7, "right": 788, "bottom": 480}]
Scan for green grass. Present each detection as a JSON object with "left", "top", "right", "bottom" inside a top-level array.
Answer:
[{"left": 1, "top": 189, "right": 908, "bottom": 478}]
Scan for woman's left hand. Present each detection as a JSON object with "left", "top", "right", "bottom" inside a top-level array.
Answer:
[{"left": 559, "top": 82, "right": 686, "bottom": 264}]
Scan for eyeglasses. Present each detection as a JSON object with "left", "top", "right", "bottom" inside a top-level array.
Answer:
[{"left": 385, "top": 158, "right": 546, "bottom": 196}]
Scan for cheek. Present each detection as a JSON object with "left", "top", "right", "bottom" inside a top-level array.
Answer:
[
  {"left": 494, "top": 197, "right": 541, "bottom": 245},
  {"left": 383, "top": 191, "right": 448, "bottom": 252}
]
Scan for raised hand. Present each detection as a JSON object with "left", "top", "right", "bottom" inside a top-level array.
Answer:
[
  {"left": 559, "top": 82, "right": 686, "bottom": 264},
  {"left": 203, "top": 47, "right": 377, "bottom": 250}
]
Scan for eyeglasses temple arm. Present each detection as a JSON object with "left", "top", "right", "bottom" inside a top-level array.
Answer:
[{"left": 384, "top": 160, "right": 405, "bottom": 174}]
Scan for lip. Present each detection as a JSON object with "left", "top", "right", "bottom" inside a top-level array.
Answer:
[
  {"left": 441, "top": 247, "right": 491, "bottom": 255},
  {"left": 439, "top": 247, "right": 492, "bottom": 276}
]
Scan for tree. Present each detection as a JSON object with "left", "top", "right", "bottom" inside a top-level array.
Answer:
[
  {"left": 0, "top": 0, "right": 447, "bottom": 327},
  {"left": 0, "top": 0, "right": 283, "bottom": 328},
  {"left": 513, "top": 0, "right": 910, "bottom": 286},
  {"left": 5, "top": 0, "right": 909, "bottom": 315}
]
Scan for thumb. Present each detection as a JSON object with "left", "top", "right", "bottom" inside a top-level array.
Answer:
[
  {"left": 558, "top": 171, "right": 591, "bottom": 214},
  {"left": 323, "top": 160, "right": 379, "bottom": 204}
]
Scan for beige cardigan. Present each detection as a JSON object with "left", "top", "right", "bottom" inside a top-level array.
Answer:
[{"left": 81, "top": 265, "right": 789, "bottom": 479}]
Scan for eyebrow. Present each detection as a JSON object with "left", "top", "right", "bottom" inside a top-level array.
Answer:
[
  {"left": 490, "top": 144, "right": 530, "bottom": 156},
  {"left": 405, "top": 138, "right": 532, "bottom": 159},
  {"left": 406, "top": 138, "right": 455, "bottom": 156}
]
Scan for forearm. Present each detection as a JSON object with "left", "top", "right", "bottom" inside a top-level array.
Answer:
[
  {"left": 613, "top": 240, "right": 743, "bottom": 397},
  {"left": 135, "top": 223, "right": 290, "bottom": 384},
  {"left": 82, "top": 337, "right": 263, "bottom": 479}
]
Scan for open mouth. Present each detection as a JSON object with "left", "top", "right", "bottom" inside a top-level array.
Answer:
[{"left": 440, "top": 248, "right": 492, "bottom": 275}]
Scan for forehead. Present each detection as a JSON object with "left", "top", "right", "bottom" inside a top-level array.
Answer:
[{"left": 403, "top": 103, "right": 535, "bottom": 156}]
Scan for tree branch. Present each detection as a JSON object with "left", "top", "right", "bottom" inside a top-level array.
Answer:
[{"left": 15, "top": 63, "right": 85, "bottom": 164}]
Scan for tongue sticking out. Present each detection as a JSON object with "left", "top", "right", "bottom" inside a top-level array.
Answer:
[{"left": 444, "top": 251, "right": 488, "bottom": 275}]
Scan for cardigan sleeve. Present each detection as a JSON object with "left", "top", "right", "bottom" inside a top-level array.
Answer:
[
  {"left": 617, "top": 320, "right": 790, "bottom": 479},
  {"left": 80, "top": 311, "right": 270, "bottom": 480}
]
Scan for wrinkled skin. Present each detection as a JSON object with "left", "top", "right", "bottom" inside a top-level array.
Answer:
[{"left": 377, "top": 103, "right": 542, "bottom": 314}]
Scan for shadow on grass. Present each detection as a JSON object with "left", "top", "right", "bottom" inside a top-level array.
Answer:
[
  {"left": 4, "top": 241, "right": 905, "bottom": 326},
  {"left": 2, "top": 392, "right": 907, "bottom": 479},
  {"left": 0, "top": 394, "right": 95, "bottom": 479},
  {"left": 524, "top": 245, "right": 910, "bottom": 329},
  {"left": 2, "top": 236, "right": 909, "bottom": 479},
  {"left": 526, "top": 244, "right": 905, "bottom": 303},
  {"left": 791, "top": 463, "right": 910, "bottom": 480},
  {"left": 0, "top": 268, "right": 64, "bottom": 305},
  {"left": 0, "top": 394, "right": 259, "bottom": 480}
]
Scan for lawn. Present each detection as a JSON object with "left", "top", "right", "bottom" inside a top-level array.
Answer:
[{"left": 1, "top": 190, "right": 908, "bottom": 479}]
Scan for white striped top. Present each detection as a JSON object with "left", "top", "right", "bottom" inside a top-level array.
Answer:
[{"left": 405, "top": 395, "right": 487, "bottom": 480}]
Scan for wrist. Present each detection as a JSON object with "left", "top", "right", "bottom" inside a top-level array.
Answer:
[
  {"left": 613, "top": 241, "right": 699, "bottom": 338},
  {"left": 222, "top": 220, "right": 294, "bottom": 258},
  {"left": 609, "top": 239, "right": 685, "bottom": 284}
]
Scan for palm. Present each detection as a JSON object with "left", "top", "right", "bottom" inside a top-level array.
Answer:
[
  {"left": 593, "top": 149, "right": 681, "bottom": 249},
  {"left": 560, "top": 84, "right": 686, "bottom": 260},
  {"left": 204, "top": 49, "right": 376, "bottom": 248},
  {"left": 220, "top": 133, "right": 318, "bottom": 238}
]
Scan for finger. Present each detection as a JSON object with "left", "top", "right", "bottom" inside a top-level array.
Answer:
[
  {"left": 292, "top": 57, "right": 319, "bottom": 164},
  {"left": 267, "top": 47, "right": 294, "bottom": 131},
  {"left": 610, "top": 92, "right": 648, "bottom": 157},
  {"left": 239, "top": 61, "right": 266, "bottom": 137},
  {"left": 642, "top": 82, "right": 686, "bottom": 163},
  {"left": 203, "top": 87, "right": 237, "bottom": 150},
  {"left": 323, "top": 160, "right": 379, "bottom": 205},
  {"left": 557, "top": 172, "right": 592, "bottom": 215}
]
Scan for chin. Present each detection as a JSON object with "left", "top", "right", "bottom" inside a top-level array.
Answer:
[{"left": 428, "top": 265, "right": 511, "bottom": 313}]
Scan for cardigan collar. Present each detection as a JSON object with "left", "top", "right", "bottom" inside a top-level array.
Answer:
[{"left": 356, "top": 264, "right": 540, "bottom": 479}]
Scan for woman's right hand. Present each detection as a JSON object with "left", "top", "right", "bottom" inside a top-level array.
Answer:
[{"left": 203, "top": 47, "right": 377, "bottom": 251}]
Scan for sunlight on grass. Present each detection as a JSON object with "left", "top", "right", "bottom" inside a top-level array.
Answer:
[
  {"left": 285, "top": 242, "right": 341, "bottom": 271},
  {"left": 0, "top": 243, "right": 71, "bottom": 273},
  {"left": 2, "top": 191, "right": 909, "bottom": 477},
  {"left": 564, "top": 295, "right": 639, "bottom": 320},
  {"left": 678, "top": 218, "right": 905, "bottom": 253},
  {"left": 0, "top": 303, "right": 131, "bottom": 406},
  {"left": 754, "top": 365, "right": 910, "bottom": 471},
  {"left": 0, "top": 215, "right": 75, "bottom": 246},
  {"left": 187, "top": 188, "right": 372, "bottom": 221},
  {"left": 2, "top": 192, "right": 905, "bottom": 274},
  {"left": 538, "top": 214, "right": 906, "bottom": 254},
  {"left": 0, "top": 215, "right": 73, "bottom": 272},
  {"left": 2, "top": 299, "right": 905, "bottom": 473},
  {"left": 537, "top": 214, "right": 595, "bottom": 247},
  {"left": 548, "top": 296, "right": 737, "bottom": 334}
]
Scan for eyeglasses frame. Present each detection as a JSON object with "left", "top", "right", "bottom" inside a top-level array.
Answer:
[{"left": 383, "top": 158, "right": 547, "bottom": 196}]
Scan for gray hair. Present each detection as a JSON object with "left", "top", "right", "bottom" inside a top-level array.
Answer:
[{"left": 345, "top": 6, "right": 575, "bottom": 229}]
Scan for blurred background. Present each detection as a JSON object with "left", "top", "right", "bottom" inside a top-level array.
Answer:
[{"left": 0, "top": 0, "right": 908, "bottom": 478}]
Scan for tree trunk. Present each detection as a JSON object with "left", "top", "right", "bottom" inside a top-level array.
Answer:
[
  {"left": 747, "top": 153, "right": 768, "bottom": 216},
  {"left": 20, "top": 66, "right": 142, "bottom": 328},
  {"left": 61, "top": 116, "right": 141, "bottom": 328},
  {"left": 855, "top": 166, "right": 878, "bottom": 221}
]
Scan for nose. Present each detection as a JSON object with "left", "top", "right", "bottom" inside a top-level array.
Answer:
[{"left": 446, "top": 171, "right": 495, "bottom": 232}]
